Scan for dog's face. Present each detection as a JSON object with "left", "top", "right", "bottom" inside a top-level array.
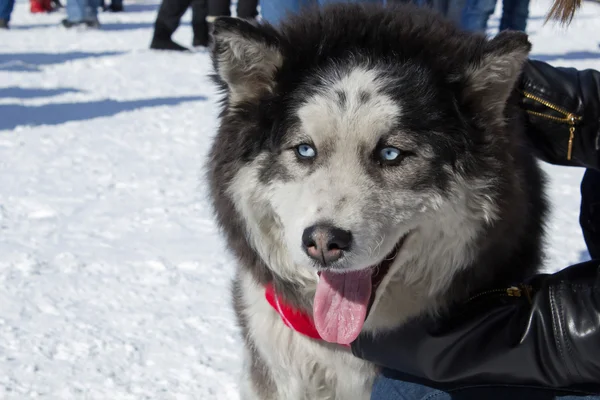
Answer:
[
  {"left": 209, "top": 5, "right": 531, "bottom": 344},
  {"left": 261, "top": 65, "right": 448, "bottom": 274}
]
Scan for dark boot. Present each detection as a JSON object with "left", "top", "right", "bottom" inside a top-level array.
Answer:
[
  {"left": 150, "top": 0, "right": 193, "bottom": 51},
  {"left": 61, "top": 18, "right": 78, "bottom": 27},
  {"left": 0, "top": 19, "right": 8, "bottom": 29},
  {"left": 108, "top": 0, "right": 123, "bottom": 12},
  {"left": 151, "top": 38, "right": 189, "bottom": 51},
  {"left": 150, "top": 28, "right": 189, "bottom": 51},
  {"left": 84, "top": 19, "right": 101, "bottom": 28}
]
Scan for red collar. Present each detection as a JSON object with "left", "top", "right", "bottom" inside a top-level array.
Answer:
[{"left": 264, "top": 282, "right": 350, "bottom": 348}]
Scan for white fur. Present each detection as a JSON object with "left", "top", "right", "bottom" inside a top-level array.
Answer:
[
  {"left": 297, "top": 66, "right": 401, "bottom": 145},
  {"left": 227, "top": 156, "right": 318, "bottom": 289},
  {"left": 239, "top": 269, "right": 377, "bottom": 399}
]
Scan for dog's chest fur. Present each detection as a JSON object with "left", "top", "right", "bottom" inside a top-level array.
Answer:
[{"left": 237, "top": 270, "right": 378, "bottom": 400}]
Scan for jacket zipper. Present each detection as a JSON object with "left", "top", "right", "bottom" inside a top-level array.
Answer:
[
  {"left": 522, "top": 91, "right": 582, "bottom": 161},
  {"left": 466, "top": 284, "right": 533, "bottom": 305}
]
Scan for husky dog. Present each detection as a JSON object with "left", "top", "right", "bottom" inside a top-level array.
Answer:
[{"left": 207, "top": 3, "right": 547, "bottom": 399}]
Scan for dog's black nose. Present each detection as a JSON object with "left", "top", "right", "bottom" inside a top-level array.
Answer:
[{"left": 302, "top": 224, "right": 352, "bottom": 264}]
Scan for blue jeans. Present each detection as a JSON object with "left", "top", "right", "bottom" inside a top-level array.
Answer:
[
  {"left": 66, "top": 0, "right": 100, "bottom": 22},
  {"left": 372, "top": 371, "right": 600, "bottom": 399},
  {"left": 461, "top": 0, "right": 530, "bottom": 32},
  {"left": 0, "top": 0, "right": 15, "bottom": 21},
  {"left": 430, "top": 0, "right": 465, "bottom": 25},
  {"left": 261, "top": 0, "right": 383, "bottom": 26}
]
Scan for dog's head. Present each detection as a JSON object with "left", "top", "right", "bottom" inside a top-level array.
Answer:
[{"left": 208, "top": 4, "right": 532, "bottom": 344}]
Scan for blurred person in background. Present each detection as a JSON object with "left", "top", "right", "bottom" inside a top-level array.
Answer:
[
  {"left": 461, "top": 0, "right": 530, "bottom": 32},
  {"left": 205, "top": 0, "right": 259, "bottom": 23},
  {"left": 260, "top": 0, "right": 381, "bottom": 26},
  {"left": 61, "top": 0, "right": 100, "bottom": 27},
  {"left": 101, "top": 0, "right": 123, "bottom": 12},
  {"left": 263, "top": 0, "right": 467, "bottom": 29},
  {"left": 149, "top": 0, "right": 231, "bottom": 51},
  {"left": 0, "top": 0, "right": 61, "bottom": 29},
  {"left": 389, "top": 0, "right": 467, "bottom": 26},
  {"left": 233, "top": 0, "right": 258, "bottom": 20},
  {"left": 429, "top": 0, "right": 465, "bottom": 24},
  {"left": 30, "top": 0, "right": 53, "bottom": 13},
  {"left": 0, "top": 0, "right": 15, "bottom": 28}
]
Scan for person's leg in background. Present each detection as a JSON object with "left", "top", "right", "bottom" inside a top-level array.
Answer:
[
  {"left": 107, "top": 0, "right": 123, "bottom": 12},
  {"left": 260, "top": 0, "right": 313, "bottom": 26},
  {"left": 371, "top": 372, "right": 450, "bottom": 400},
  {"left": 65, "top": 0, "right": 84, "bottom": 24},
  {"left": 431, "top": 0, "right": 449, "bottom": 17},
  {"left": 372, "top": 371, "right": 600, "bottom": 400},
  {"left": 319, "top": 0, "right": 383, "bottom": 4},
  {"left": 260, "top": 0, "right": 389, "bottom": 28},
  {"left": 30, "top": 0, "right": 52, "bottom": 13},
  {"left": 150, "top": 0, "right": 193, "bottom": 51},
  {"left": 236, "top": 0, "right": 258, "bottom": 19},
  {"left": 412, "top": 0, "right": 433, "bottom": 6},
  {"left": 460, "top": 0, "right": 497, "bottom": 32},
  {"left": 84, "top": 0, "right": 100, "bottom": 25},
  {"left": 0, "top": 0, "right": 16, "bottom": 28},
  {"left": 207, "top": 0, "right": 229, "bottom": 20},
  {"left": 387, "top": 0, "right": 426, "bottom": 5},
  {"left": 445, "top": 0, "right": 466, "bottom": 26},
  {"left": 63, "top": 0, "right": 99, "bottom": 27},
  {"left": 261, "top": 0, "right": 383, "bottom": 26},
  {"left": 429, "top": 0, "right": 468, "bottom": 26},
  {"left": 202, "top": 0, "right": 232, "bottom": 47},
  {"left": 580, "top": 168, "right": 600, "bottom": 260},
  {"left": 498, "top": 0, "right": 529, "bottom": 31},
  {"left": 191, "top": 0, "right": 215, "bottom": 47}
]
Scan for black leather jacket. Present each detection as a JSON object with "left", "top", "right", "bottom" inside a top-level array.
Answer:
[
  {"left": 521, "top": 59, "right": 600, "bottom": 170},
  {"left": 351, "top": 59, "right": 600, "bottom": 392}
]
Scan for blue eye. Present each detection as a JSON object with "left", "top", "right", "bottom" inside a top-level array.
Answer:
[
  {"left": 379, "top": 147, "right": 401, "bottom": 162},
  {"left": 296, "top": 144, "right": 316, "bottom": 159}
]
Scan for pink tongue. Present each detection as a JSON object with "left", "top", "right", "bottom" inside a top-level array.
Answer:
[{"left": 313, "top": 270, "right": 372, "bottom": 345}]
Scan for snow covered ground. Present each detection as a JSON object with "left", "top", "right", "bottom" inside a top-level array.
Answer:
[{"left": 0, "top": 0, "right": 599, "bottom": 398}]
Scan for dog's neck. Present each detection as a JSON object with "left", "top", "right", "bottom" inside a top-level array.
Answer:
[{"left": 264, "top": 281, "right": 352, "bottom": 348}]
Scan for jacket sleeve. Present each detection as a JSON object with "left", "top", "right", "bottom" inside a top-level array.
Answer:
[
  {"left": 351, "top": 260, "right": 600, "bottom": 390},
  {"left": 520, "top": 59, "right": 600, "bottom": 171}
]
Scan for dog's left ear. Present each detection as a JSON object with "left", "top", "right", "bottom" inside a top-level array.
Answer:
[
  {"left": 211, "top": 17, "right": 284, "bottom": 104},
  {"left": 462, "top": 31, "right": 531, "bottom": 116}
]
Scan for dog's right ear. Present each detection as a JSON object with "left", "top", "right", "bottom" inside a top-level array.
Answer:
[
  {"left": 461, "top": 30, "right": 531, "bottom": 118},
  {"left": 211, "top": 17, "right": 284, "bottom": 104}
]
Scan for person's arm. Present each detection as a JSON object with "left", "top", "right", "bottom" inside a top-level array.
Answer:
[
  {"left": 520, "top": 59, "right": 600, "bottom": 171},
  {"left": 351, "top": 260, "right": 600, "bottom": 389}
]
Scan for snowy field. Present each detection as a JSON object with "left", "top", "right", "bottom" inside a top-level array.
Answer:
[{"left": 0, "top": 0, "right": 599, "bottom": 398}]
